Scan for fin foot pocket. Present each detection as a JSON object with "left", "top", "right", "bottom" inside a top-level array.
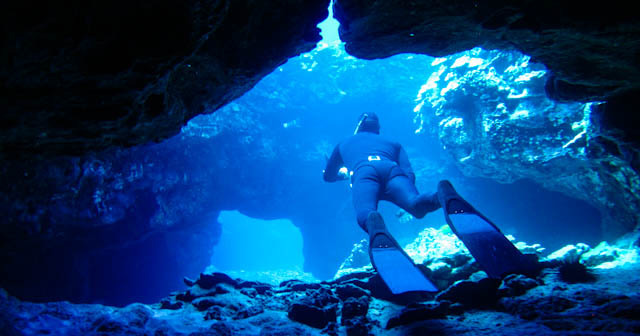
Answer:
[
  {"left": 438, "top": 180, "right": 538, "bottom": 279},
  {"left": 366, "top": 211, "right": 438, "bottom": 294}
]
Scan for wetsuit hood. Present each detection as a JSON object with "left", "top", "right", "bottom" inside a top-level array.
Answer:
[{"left": 354, "top": 113, "right": 380, "bottom": 134}]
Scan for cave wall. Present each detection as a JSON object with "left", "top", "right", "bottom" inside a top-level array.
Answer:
[
  {"left": 333, "top": 0, "right": 640, "bottom": 103},
  {"left": 0, "top": 0, "right": 329, "bottom": 158},
  {"left": 413, "top": 48, "right": 639, "bottom": 238},
  {"left": 2, "top": 0, "right": 640, "bottom": 306},
  {"left": 0, "top": 43, "right": 438, "bottom": 304}
]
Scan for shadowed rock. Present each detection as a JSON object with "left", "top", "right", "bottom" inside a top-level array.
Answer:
[
  {"left": 333, "top": 0, "right": 640, "bottom": 103},
  {"left": 0, "top": 0, "right": 329, "bottom": 158}
]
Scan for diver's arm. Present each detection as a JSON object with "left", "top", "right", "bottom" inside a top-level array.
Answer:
[
  {"left": 323, "top": 145, "right": 345, "bottom": 182},
  {"left": 397, "top": 145, "right": 416, "bottom": 183}
]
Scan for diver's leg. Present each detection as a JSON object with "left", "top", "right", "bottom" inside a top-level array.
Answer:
[
  {"left": 351, "top": 166, "right": 382, "bottom": 232},
  {"left": 383, "top": 174, "right": 440, "bottom": 218}
]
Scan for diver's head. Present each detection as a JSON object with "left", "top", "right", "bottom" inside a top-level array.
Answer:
[{"left": 354, "top": 112, "right": 380, "bottom": 134}]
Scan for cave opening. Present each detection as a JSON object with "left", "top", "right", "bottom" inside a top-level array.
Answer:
[
  {"left": 209, "top": 211, "right": 312, "bottom": 285},
  {"left": 0, "top": 3, "right": 625, "bottom": 309}
]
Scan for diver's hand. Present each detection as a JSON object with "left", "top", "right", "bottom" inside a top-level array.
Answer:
[{"left": 338, "top": 167, "right": 349, "bottom": 180}]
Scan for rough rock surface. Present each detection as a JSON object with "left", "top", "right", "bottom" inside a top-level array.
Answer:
[
  {"left": 2, "top": 231, "right": 639, "bottom": 335},
  {"left": 333, "top": 0, "right": 640, "bottom": 103},
  {"left": 413, "top": 48, "right": 640, "bottom": 237},
  {"left": 0, "top": 42, "right": 439, "bottom": 305},
  {"left": 0, "top": 41, "right": 627, "bottom": 306},
  {"left": 0, "top": 0, "right": 329, "bottom": 158}
]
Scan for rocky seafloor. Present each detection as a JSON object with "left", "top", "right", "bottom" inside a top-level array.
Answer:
[{"left": 2, "top": 226, "right": 639, "bottom": 336}]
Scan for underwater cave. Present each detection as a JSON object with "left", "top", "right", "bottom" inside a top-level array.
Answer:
[{"left": 1, "top": 1, "right": 640, "bottom": 335}]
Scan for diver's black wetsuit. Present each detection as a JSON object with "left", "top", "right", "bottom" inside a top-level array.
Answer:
[{"left": 324, "top": 129, "right": 440, "bottom": 231}]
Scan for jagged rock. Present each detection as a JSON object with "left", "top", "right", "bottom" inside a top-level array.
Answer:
[
  {"left": 436, "top": 278, "right": 501, "bottom": 309},
  {"left": 322, "top": 321, "right": 340, "bottom": 336},
  {"left": 3, "top": 256, "right": 640, "bottom": 335},
  {"left": 192, "top": 297, "right": 219, "bottom": 312},
  {"left": 287, "top": 287, "right": 339, "bottom": 329},
  {"left": 546, "top": 244, "right": 591, "bottom": 264},
  {"left": 239, "top": 288, "right": 258, "bottom": 298},
  {"left": 234, "top": 305, "right": 264, "bottom": 320},
  {"left": 160, "top": 298, "right": 184, "bottom": 310},
  {"left": 196, "top": 272, "right": 237, "bottom": 290},
  {"left": 204, "top": 306, "right": 224, "bottom": 321},
  {"left": 341, "top": 296, "right": 369, "bottom": 321},
  {"left": 333, "top": 0, "right": 640, "bottom": 102},
  {"left": 0, "top": 0, "right": 329, "bottom": 159},
  {"left": 335, "top": 283, "right": 370, "bottom": 301},
  {"left": 498, "top": 274, "right": 541, "bottom": 297},
  {"left": 260, "top": 322, "right": 313, "bottom": 336},
  {"left": 92, "top": 316, "right": 126, "bottom": 333},
  {"left": 501, "top": 295, "right": 578, "bottom": 321},
  {"left": 599, "top": 296, "right": 640, "bottom": 320},
  {"left": 175, "top": 291, "right": 197, "bottom": 303},
  {"left": 279, "top": 281, "right": 323, "bottom": 292},
  {"left": 411, "top": 48, "right": 640, "bottom": 239},
  {"left": 236, "top": 280, "right": 273, "bottom": 295},
  {"left": 184, "top": 277, "right": 196, "bottom": 287},
  {"left": 288, "top": 303, "right": 337, "bottom": 329},
  {"left": 580, "top": 241, "right": 619, "bottom": 267},
  {"left": 386, "top": 301, "right": 449, "bottom": 330},
  {"left": 343, "top": 316, "right": 370, "bottom": 336}
]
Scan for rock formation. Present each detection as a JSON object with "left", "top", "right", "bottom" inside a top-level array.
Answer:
[
  {"left": 412, "top": 48, "right": 639, "bottom": 238},
  {"left": 0, "top": 0, "right": 329, "bottom": 158},
  {"left": 3, "top": 227, "right": 639, "bottom": 335},
  {"left": 2, "top": 0, "right": 640, "bottom": 310},
  {"left": 333, "top": 0, "right": 640, "bottom": 103}
]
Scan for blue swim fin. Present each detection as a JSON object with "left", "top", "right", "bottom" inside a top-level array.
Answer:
[
  {"left": 366, "top": 212, "right": 438, "bottom": 294},
  {"left": 438, "top": 180, "right": 538, "bottom": 278}
]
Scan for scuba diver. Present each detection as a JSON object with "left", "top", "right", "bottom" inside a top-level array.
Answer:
[{"left": 323, "top": 113, "right": 537, "bottom": 294}]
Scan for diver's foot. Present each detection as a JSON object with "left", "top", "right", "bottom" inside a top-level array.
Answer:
[
  {"left": 437, "top": 180, "right": 458, "bottom": 200},
  {"left": 438, "top": 180, "right": 473, "bottom": 214},
  {"left": 366, "top": 211, "right": 395, "bottom": 248}
]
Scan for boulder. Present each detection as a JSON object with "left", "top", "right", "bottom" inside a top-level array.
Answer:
[
  {"left": 386, "top": 301, "right": 449, "bottom": 330},
  {"left": 341, "top": 296, "right": 369, "bottom": 321},
  {"left": 436, "top": 278, "right": 501, "bottom": 309}
]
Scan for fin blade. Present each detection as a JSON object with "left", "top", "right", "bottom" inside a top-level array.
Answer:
[
  {"left": 371, "top": 245, "right": 438, "bottom": 294},
  {"left": 438, "top": 180, "right": 537, "bottom": 278}
]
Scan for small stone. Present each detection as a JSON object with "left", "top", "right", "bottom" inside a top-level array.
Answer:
[
  {"left": 335, "top": 283, "right": 370, "bottom": 301},
  {"left": 385, "top": 301, "right": 449, "bottom": 329},
  {"left": 344, "top": 316, "right": 370, "bottom": 336},
  {"left": 204, "top": 306, "right": 224, "bottom": 321},
  {"left": 236, "top": 280, "right": 273, "bottom": 294},
  {"left": 288, "top": 303, "right": 338, "bottom": 329},
  {"left": 547, "top": 244, "right": 591, "bottom": 264},
  {"left": 234, "top": 305, "right": 264, "bottom": 320},
  {"left": 436, "top": 278, "right": 500, "bottom": 309},
  {"left": 499, "top": 274, "right": 541, "bottom": 297},
  {"left": 184, "top": 276, "right": 196, "bottom": 287},
  {"left": 253, "top": 285, "right": 272, "bottom": 295},
  {"left": 175, "top": 291, "right": 196, "bottom": 302},
  {"left": 290, "top": 283, "right": 322, "bottom": 292},
  {"left": 192, "top": 297, "right": 218, "bottom": 311},
  {"left": 240, "top": 288, "right": 258, "bottom": 298},
  {"left": 160, "top": 298, "right": 183, "bottom": 310},
  {"left": 341, "top": 296, "right": 369, "bottom": 321},
  {"left": 197, "top": 273, "right": 237, "bottom": 290},
  {"left": 92, "top": 316, "right": 125, "bottom": 333}
]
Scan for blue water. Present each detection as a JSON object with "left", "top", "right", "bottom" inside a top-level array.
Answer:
[
  {"left": 211, "top": 211, "right": 304, "bottom": 272},
  {"left": 0, "top": 9, "right": 606, "bottom": 307},
  {"left": 179, "top": 11, "right": 602, "bottom": 291}
]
